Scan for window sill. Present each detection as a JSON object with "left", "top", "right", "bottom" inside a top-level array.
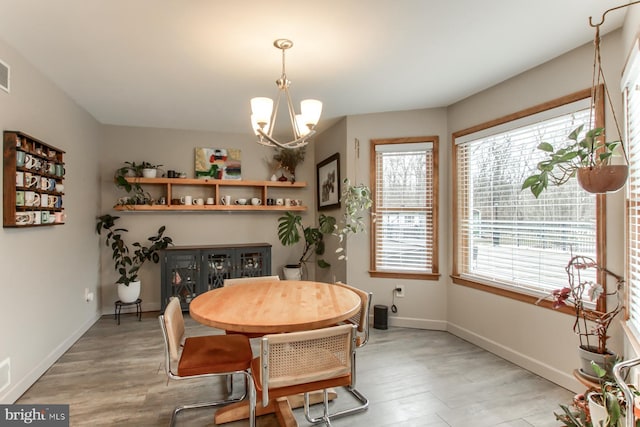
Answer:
[
  {"left": 369, "top": 270, "right": 440, "bottom": 280},
  {"left": 450, "top": 275, "right": 575, "bottom": 315}
]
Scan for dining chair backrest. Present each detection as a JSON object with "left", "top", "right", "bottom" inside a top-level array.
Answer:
[
  {"left": 259, "top": 324, "right": 356, "bottom": 407},
  {"left": 334, "top": 282, "right": 372, "bottom": 347},
  {"left": 224, "top": 275, "right": 280, "bottom": 286},
  {"left": 163, "top": 297, "right": 185, "bottom": 362}
]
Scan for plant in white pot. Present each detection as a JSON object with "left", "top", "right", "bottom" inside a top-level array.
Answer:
[
  {"left": 537, "top": 255, "right": 624, "bottom": 382},
  {"left": 96, "top": 214, "right": 173, "bottom": 302}
]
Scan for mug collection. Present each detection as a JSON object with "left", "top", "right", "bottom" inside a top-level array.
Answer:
[
  {"left": 165, "top": 194, "right": 303, "bottom": 207},
  {"left": 14, "top": 136, "right": 65, "bottom": 226}
]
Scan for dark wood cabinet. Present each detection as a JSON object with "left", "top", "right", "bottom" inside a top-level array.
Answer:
[
  {"left": 160, "top": 243, "right": 272, "bottom": 311},
  {"left": 3, "top": 131, "right": 66, "bottom": 227}
]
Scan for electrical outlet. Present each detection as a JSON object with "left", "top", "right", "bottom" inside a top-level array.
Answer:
[{"left": 395, "top": 285, "right": 405, "bottom": 298}]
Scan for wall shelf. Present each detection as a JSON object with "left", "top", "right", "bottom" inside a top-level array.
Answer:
[{"left": 113, "top": 177, "right": 307, "bottom": 212}]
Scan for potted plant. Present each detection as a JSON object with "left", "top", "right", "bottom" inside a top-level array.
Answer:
[
  {"left": 522, "top": 125, "right": 626, "bottom": 198},
  {"left": 96, "top": 214, "right": 173, "bottom": 302},
  {"left": 554, "top": 362, "right": 639, "bottom": 427},
  {"left": 537, "top": 255, "right": 624, "bottom": 380},
  {"left": 276, "top": 179, "right": 372, "bottom": 278},
  {"left": 272, "top": 147, "right": 305, "bottom": 182},
  {"left": 277, "top": 211, "right": 335, "bottom": 279},
  {"left": 114, "top": 161, "right": 156, "bottom": 206},
  {"left": 140, "top": 161, "right": 163, "bottom": 178}
]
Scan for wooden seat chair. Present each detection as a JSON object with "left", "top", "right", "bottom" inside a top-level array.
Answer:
[
  {"left": 223, "top": 275, "right": 280, "bottom": 286},
  {"left": 330, "top": 282, "right": 372, "bottom": 418},
  {"left": 159, "top": 297, "right": 256, "bottom": 426},
  {"left": 251, "top": 324, "right": 358, "bottom": 427}
]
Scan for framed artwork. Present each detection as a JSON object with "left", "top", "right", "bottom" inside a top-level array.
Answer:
[
  {"left": 194, "top": 148, "right": 241, "bottom": 180},
  {"left": 316, "top": 153, "right": 340, "bottom": 210}
]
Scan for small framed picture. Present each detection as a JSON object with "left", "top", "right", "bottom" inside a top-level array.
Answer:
[{"left": 316, "top": 153, "right": 340, "bottom": 210}]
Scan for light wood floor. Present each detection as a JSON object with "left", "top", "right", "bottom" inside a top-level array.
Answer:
[{"left": 17, "top": 312, "right": 572, "bottom": 426}]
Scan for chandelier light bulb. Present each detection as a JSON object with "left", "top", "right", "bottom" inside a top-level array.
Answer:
[
  {"left": 300, "top": 99, "right": 322, "bottom": 127},
  {"left": 250, "top": 97, "right": 273, "bottom": 128}
]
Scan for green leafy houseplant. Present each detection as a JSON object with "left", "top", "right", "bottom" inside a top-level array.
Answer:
[
  {"left": 96, "top": 214, "right": 173, "bottom": 285},
  {"left": 114, "top": 161, "right": 160, "bottom": 205},
  {"left": 276, "top": 179, "right": 372, "bottom": 268},
  {"left": 277, "top": 212, "right": 335, "bottom": 269},
  {"left": 521, "top": 125, "right": 622, "bottom": 198}
]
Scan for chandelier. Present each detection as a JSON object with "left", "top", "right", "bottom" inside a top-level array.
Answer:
[{"left": 250, "top": 39, "right": 322, "bottom": 149}]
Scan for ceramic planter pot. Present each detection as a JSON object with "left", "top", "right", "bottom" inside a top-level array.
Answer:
[
  {"left": 282, "top": 264, "right": 302, "bottom": 280},
  {"left": 117, "top": 280, "right": 141, "bottom": 303},
  {"left": 141, "top": 168, "right": 158, "bottom": 178},
  {"left": 577, "top": 164, "right": 628, "bottom": 194},
  {"left": 577, "top": 345, "right": 617, "bottom": 381}
]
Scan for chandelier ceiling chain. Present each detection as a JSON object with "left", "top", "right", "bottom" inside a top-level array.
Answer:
[{"left": 250, "top": 39, "right": 322, "bottom": 149}]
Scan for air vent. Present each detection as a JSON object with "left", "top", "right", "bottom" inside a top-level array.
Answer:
[{"left": 0, "top": 58, "right": 9, "bottom": 93}]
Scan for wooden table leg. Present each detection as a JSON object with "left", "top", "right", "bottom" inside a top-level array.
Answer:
[
  {"left": 214, "top": 390, "right": 337, "bottom": 424},
  {"left": 275, "top": 397, "right": 297, "bottom": 427}
]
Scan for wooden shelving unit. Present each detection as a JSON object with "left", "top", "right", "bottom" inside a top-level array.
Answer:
[
  {"left": 3, "top": 131, "right": 66, "bottom": 227},
  {"left": 113, "top": 177, "right": 307, "bottom": 212}
]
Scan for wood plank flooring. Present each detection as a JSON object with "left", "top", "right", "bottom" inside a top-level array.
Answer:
[{"left": 17, "top": 312, "right": 572, "bottom": 426}]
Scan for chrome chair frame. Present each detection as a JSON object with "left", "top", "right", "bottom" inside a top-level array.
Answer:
[{"left": 159, "top": 299, "right": 255, "bottom": 427}]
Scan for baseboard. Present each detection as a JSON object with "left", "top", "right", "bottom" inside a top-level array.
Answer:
[
  {"left": 447, "top": 321, "right": 581, "bottom": 393},
  {"left": 389, "top": 315, "right": 447, "bottom": 330},
  {"left": 1, "top": 312, "right": 101, "bottom": 403}
]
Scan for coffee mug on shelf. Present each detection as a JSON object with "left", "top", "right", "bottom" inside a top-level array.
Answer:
[
  {"left": 33, "top": 210, "right": 41, "bottom": 225},
  {"left": 49, "top": 195, "right": 59, "bottom": 208},
  {"left": 285, "top": 198, "right": 292, "bottom": 206},
  {"left": 180, "top": 195, "right": 193, "bottom": 205},
  {"left": 276, "top": 198, "right": 284, "bottom": 206},
  {"left": 25, "top": 191, "right": 40, "bottom": 207},
  {"left": 250, "top": 198, "right": 262, "bottom": 206},
  {"left": 220, "top": 195, "right": 231, "bottom": 205},
  {"left": 55, "top": 164, "right": 65, "bottom": 177},
  {"left": 24, "top": 173, "right": 38, "bottom": 189},
  {"left": 41, "top": 211, "right": 50, "bottom": 224},
  {"left": 266, "top": 198, "right": 275, "bottom": 206},
  {"left": 16, "top": 191, "right": 25, "bottom": 207},
  {"left": 194, "top": 198, "right": 204, "bottom": 206},
  {"left": 15, "top": 212, "right": 31, "bottom": 225},
  {"left": 206, "top": 197, "right": 215, "bottom": 205},
  {"left": 40, "top": 177, "right": 53, "bottom": 191},
  {"left": 16, "top": 171, "right": 24, "bottom": 187},
  {"left": 55, "top": 183, "right": 64, "bottom": 193},
  {"left": 55, "top": 196, "right": 63, "bottom": 208},
  {"left": 234, "top": 198, "right": 247, "bottom": 205},
  {"left": 40, "top": 194, "right": 49, "bottom": 208},
  {"left": 16, "top": 151, "right": 26, "bottom": 167},
  {"left": 54, "top": 211, "right": 66, "bottom": 223}
]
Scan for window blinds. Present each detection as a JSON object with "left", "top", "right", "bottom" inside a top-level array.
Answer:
[
  {"left": 373, "top": 142, "right": 433, "bottom": 273},
  {"left": 455, "top": 104, "right": 597, "bottom": 299},
  {"left": 625, "top": 40, "right": 640, "bottom": 334}
]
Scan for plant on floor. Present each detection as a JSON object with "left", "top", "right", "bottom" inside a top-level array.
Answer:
[
  {"left": 521, "top": 125, "right": 622, "bottom": 198},
  {"left": 96, "top": 214, "right": 173, "bottom": 286},
  {"left": 277, "top": 211, "right": 335, "bottom": 270},
  {"left": 554, "top": 362, "right": 640, "bottom": 427}
]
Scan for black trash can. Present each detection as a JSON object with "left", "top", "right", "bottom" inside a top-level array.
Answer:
[{"left": 373, "top": 304, "right": 388, "bottom": 330}]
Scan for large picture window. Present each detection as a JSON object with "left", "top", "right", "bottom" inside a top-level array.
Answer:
[
  {"left": 370, "top": 137, "right": 439, "bottom": 279},
  {"left": 453, "top": 89, "right": 605, "bottom": 307},
  {"left": 625, "top": 40, "right": 640, "bottom": 335}
]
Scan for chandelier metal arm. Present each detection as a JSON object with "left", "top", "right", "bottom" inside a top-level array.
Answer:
[{"left": 257, "top": 128, "right": 316, "bottom": 149}]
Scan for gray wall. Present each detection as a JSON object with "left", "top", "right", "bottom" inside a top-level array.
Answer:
[
  {"left": 0, "top": 38, "right": 102, "bottom": 403},
  {"left": 98, "top": 125, "right": 317, "bottom": 313}
]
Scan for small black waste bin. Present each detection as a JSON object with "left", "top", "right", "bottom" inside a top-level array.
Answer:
[{"left": 373, "top": 304, "right": 388, "bottom": 330}]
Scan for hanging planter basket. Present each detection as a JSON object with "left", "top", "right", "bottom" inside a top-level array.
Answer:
[{"left": 577, "top": 164, "right": 628, "bottom": 194}]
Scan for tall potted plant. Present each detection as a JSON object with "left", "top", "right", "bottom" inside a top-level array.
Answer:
[
  {"left": 96, "top": 214, "right": 173, "bottom": 302},
  {"left": 537, "top": 255, "right": 624, "bottom": 381},
  {"left": 276, "top": 179, "right": 372, "bottom": 278}
]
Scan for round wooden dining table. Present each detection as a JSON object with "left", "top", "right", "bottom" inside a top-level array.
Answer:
[
  {"left": 189, "top": 279, "right": 362, "bottom": 426},
  {"left": 189, "top": 279, "right": 361, "bottom": 335}
]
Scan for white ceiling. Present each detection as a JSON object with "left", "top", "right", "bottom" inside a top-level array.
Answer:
[{"left": 0, "top": 0, "right": 630, "bottom": 135}]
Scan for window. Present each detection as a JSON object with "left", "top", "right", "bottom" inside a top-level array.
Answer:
[
  {"left": 452, "top": 89, "right": 605, "bottom": 307},
  {"left": 625, "top": 40, "right": 640, "bottom": 334},
  {"left": 369, "top": 137, "right": 439, "bottom": 279}
]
